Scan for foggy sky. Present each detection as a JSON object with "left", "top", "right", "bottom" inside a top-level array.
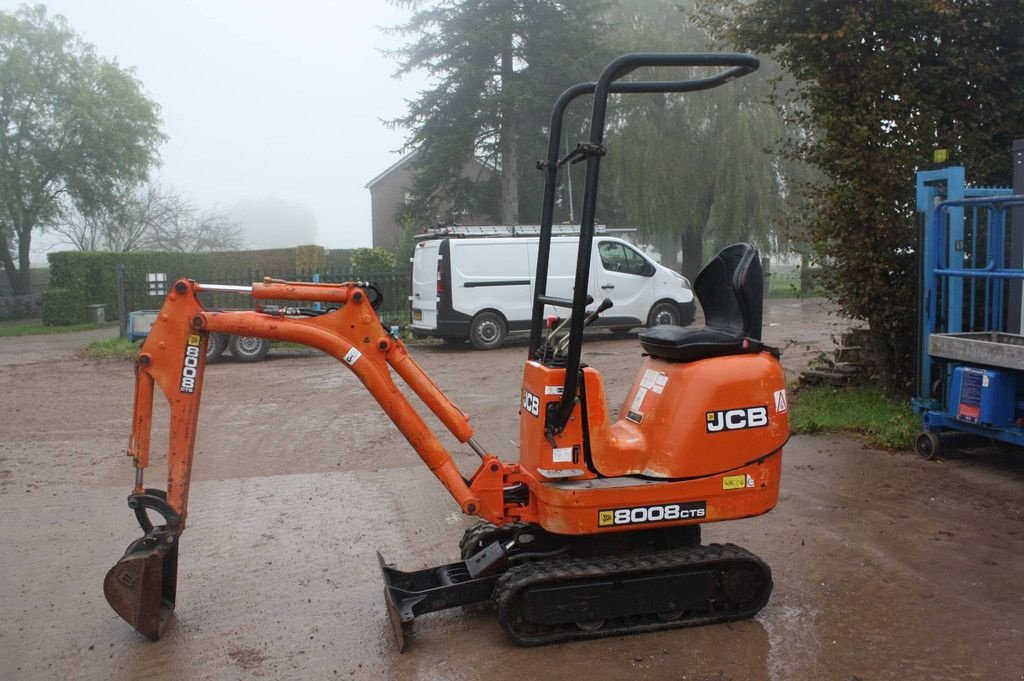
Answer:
[{"left": 3, "top": 0, "right": 426, "bottom": 263}]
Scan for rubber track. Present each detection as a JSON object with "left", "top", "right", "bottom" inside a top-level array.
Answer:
[{"left": 493, "top": 543, "right": 771, "bottom": 646}]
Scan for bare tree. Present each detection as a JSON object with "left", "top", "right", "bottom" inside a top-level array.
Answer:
[
  {"left": 50, "top": 203, "right": 109, "bottom": 252},
  {"left": 143, "top": 203, "right": 244, "bottom": 253},
  {"left": 52, "top": 184, "right": 246, "bottom": 253},
  {"left": 107, "top": 185, "right": 187, "bottom": 252}
]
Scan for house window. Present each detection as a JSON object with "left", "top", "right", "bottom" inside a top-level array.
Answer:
[{"left": 147, "top": 272, "right": 167, "bottom": 296}]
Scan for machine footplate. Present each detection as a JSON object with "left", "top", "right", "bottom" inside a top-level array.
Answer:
[{"left": 493, "top": 542, "right": 771, "bottom": 646}]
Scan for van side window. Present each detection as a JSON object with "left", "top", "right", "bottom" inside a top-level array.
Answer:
[{"left": 599, "top": 241, "right": 655, "bottom": 277}]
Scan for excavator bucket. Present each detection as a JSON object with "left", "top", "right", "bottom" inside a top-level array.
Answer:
[{"left": 103, "top": 526, "right": 181, "bottom": 641}]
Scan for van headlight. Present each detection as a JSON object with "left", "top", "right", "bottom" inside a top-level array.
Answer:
[{"left": 671, "top": 271, "right": 691, "bottom": 289}]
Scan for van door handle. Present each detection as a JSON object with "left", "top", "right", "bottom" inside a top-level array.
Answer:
[{"left": 601, "top": 284, "right": 615, "bottom": 290}]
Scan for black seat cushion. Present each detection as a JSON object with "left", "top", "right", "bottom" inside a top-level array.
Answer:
[{"left": 639, "top": 324, "right": 762, "bottom": 363}]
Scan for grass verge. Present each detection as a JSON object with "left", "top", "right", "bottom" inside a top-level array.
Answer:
[
  {"left": 81, "top": 337, "right": 140, "bottom": 360},
  {"left": 0, "top": 318, "right": 117, "bottom": 337},
  {"left": 790, "top": 385, "right": 917, "bottom": 449},
  {"left": 765, "top": 270, "right": 825, "bottom": 298}
]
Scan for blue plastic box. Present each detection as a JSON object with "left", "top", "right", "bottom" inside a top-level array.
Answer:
[{"left": 947, "top": 366, "right": 1016, "bottom": 427}]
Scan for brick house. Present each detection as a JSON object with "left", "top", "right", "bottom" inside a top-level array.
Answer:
[{"left": 365, "top": 150, "right": 496, "bottom": 249}]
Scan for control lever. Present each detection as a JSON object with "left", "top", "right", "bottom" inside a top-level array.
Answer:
[
  {"left": 585, "top": 298, "right": 614, "bottom": 325},
  {"left": 557, "top": 298, "right": 614, "bottom": 354},
  {"left": 545, "top": 315, "right": 561, "bottom": 348}
]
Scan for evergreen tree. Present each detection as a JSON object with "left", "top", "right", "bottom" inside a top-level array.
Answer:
[{"left": 388, "top": 0, "right": 609, "bottom": 227}]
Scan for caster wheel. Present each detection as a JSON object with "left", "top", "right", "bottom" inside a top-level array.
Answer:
[{"left": 916, "top": 432, "right": 940, "bottom": 460}]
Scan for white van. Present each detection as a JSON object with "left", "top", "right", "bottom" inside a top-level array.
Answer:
[{"left": 410, "top": 229, "right": 695, "bottom": 349}]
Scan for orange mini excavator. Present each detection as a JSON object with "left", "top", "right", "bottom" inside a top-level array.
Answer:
[{"left": 104, "top": 53, "right": 788, "bottom": 649}]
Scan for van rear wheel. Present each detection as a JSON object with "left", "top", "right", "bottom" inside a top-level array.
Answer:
[{"left": 469, "top": 311, "right": 507, "bottom": 350}]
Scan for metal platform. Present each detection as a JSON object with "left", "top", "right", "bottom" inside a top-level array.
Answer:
[{"left": 928, "top": 332, "right": 1024, "bottom": 370}]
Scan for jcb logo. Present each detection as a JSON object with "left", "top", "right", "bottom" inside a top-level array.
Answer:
[
  {"left": 706, "top": 406, "right": 768, "bottom": 433},
  {"left": 522, "top": 390, "right": 540, "bottom": 417}
]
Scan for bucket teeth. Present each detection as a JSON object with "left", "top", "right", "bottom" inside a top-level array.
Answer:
[{"left": 104, "top": 527, "right": 180, "bottom": 641}]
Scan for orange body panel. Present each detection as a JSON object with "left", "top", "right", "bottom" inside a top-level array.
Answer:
[
  {"left": 527, "top": 450, "right": 782, "bottom": 535},
  {"left": 591, "top": 353, "right": 788, "bottom": 478},
  {"left": 512, "top": 351, "right": 787, "bottom": 535},
  {"left": 518, "top": 362, "right": 595, "bottom": 482}
]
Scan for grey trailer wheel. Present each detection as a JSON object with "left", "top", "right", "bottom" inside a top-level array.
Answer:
[
  {"left": 206, "top": 332, "right": 228, "bottom": 362},
  {"left": 229, "top": 335, "right": 270, "bottom": 362}
]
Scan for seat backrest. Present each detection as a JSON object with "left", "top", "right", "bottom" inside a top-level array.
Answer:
[{"left": 693, "top": 243, "right": 763, "bottom": 340}]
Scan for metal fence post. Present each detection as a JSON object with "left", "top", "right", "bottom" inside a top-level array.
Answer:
[{"left": 116, "top": 264, "right": 128, "bottom": 339}]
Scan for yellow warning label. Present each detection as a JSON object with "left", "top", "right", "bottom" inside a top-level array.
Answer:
[
  {"left": 187, "top": 333, "right": 201, "bottom": 347},
  {"left": 598, "top": 510, "right": 615, "bottom": 527},
  {"left": 722, "top": 475, "right": 746, "bottom": 490}
]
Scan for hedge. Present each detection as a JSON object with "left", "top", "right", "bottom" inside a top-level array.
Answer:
[
  {"left": 41, "top": 288, "right": 86, "bottom": 326},
  {"left": 42, "top": 245, "right": 409, "bottom": 325},
  {"left": 46, "top": 246, "right": 326, "bottom": 322}
]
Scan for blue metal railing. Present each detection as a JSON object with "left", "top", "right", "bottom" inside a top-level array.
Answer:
[{"left": 915, "top": 179, "right": 1024, "bottom": 407}]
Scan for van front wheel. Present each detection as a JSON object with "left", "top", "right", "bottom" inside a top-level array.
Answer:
[
  {"left": 648, "top": 301, "right": 681, "bottom": 328},
  {"left": 469, "top": 311, "right": 507, "bottom": 350}
]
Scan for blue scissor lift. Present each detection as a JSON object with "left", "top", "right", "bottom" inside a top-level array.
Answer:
[{"left": 914, "top": 163, "right": 1024, "bottom": 458}]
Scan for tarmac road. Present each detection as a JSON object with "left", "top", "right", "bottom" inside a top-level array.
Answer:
[{"left": 1, "top": 302, "right": 1022, "bottom": 680}]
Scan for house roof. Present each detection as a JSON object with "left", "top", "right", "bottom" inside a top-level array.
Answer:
[
  {"left": 365, "top": 150, "right": 499, "bottom": 190},
  {"left": 364, "top": 150, "right": 419, "bottom": 190}
]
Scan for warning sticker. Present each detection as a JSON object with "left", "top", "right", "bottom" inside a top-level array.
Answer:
[
  {"left": 723, "top": 475, "right": 746, "bottom": 490},
  {"left": 724, "top": 474, "right": 757, "bottom": 490},
  {"left": 640, "top": 370, "right": 670, "bottom": 394},
  {"left": 343, "top": 347, "right": 362, "bottom": 365},
  {"left": 774, "top": 389, "right": 788, "bottom": 414}
]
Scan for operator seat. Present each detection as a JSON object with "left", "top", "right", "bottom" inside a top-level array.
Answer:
[{"left": 639, "top": 243, "right": 764, "bottom": 362}]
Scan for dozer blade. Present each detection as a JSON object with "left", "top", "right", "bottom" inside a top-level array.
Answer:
[
  {"left": 376, "top": 549, "right": 505, "bottom": 652},
  {"left": 104, "top": 526, "right": 180, "bottom": 641}
]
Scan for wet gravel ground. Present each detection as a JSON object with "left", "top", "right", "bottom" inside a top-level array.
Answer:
[{"left": 1, "top": 299, "right": 1022, "bottom": 681}]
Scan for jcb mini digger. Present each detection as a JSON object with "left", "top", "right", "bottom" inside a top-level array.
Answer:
[{"left": 104, "top": 53, "right": 788, "bottom": 649}]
